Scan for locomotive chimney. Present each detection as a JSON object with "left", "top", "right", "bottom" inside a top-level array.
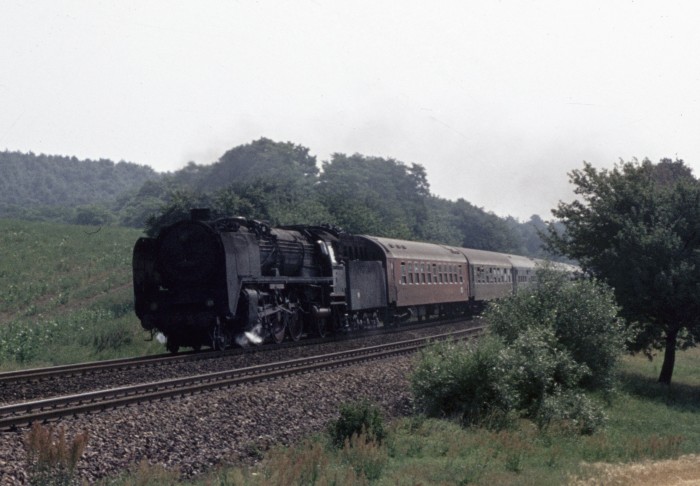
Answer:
[{"left": 190, "top": 208, "right": 211, "bottom": 221}]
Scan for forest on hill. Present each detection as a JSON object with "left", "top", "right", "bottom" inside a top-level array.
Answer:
[
  {"left": 0, "top": 139, "right": 556, "bottom": 257},
  {"left": 0, "top": 151, "right": 159, "bottom": 224}
]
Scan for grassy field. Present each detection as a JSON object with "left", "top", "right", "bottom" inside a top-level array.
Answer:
[{"left": 0, "top": 218, "right": 162, "bottom": 370}]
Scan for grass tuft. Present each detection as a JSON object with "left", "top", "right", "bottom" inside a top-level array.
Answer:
[{"left": 25, "top": 422, "right": 89, "bottom": 486}]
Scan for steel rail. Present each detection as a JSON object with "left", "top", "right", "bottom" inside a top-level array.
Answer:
[
  {"left": 0, "top": 326, "right": 483, "bottom": 430},
  {"left": 0, "top": 350, "right": 202, "bottom": 384},
  {"left": 0, "top": 316, "right": 472, "bottom": 385}
]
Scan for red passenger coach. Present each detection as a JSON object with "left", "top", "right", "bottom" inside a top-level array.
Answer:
[
  {"left": 359, "top": 236, "right": 470, "bottom": 316},
  {"left": 458, "top": 248, "right": 513, "bottom": 301}
]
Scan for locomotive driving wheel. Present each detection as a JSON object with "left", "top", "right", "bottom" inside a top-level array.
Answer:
[
  {"left": 269, "top": 312, "right": 286, "bottom": 344},
  {"left": 313, "top": 318, "right": 328, "bottom": 338},
  {"left": 211, "top": 320, "right": 231, "bottom": 350},
  {"left": 285, "top": 296, "right": 303, "bottom": 341}
]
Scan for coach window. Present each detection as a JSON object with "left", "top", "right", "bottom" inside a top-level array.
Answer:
[
  {"left": 401, "top": 262, "right": 407, "bottom": 284},
  {"left": 459, "top": 265, "right": 464, "bottom": 283},
  {"left": 408, "top": 261, "right": 414, "bottom": 284},
  {"left": 427, "top": 264, "right": 432, "bottom": 284}
]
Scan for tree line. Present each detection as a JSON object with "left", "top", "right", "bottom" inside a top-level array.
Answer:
[
  {"left": 0, "top": 150, "right": 158, "bottom": 225},
  {"left": 0, "top": 139, "right": 556, "bottom": 257}
]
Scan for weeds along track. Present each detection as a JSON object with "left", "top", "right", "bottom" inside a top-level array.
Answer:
[
  {"left": 0, "top": 318, "right": 479, "bottom": 405},
  {"left": 0, "top": 326, "right": 483, "bottom": 430}
]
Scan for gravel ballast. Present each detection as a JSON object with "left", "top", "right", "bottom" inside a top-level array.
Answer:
[{"left": 0, "top": 352, "right": 416, "bottom": 484}]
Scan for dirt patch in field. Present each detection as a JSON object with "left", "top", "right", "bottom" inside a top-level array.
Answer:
[{"left": 571, "top": 455, "right": 700, "bottom": 485}]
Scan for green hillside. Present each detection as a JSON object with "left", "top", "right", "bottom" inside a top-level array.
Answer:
[{"left": 0, "top": 219, "right": 161, "bottom": 369}]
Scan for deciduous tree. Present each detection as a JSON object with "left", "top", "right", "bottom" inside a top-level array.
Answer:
[{"left": 545, "top": 158, "right": 700, "bottom": 384}]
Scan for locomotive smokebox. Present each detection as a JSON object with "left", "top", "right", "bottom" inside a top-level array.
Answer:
[{"left": 190, "top": 208, "right": 211, "bottom": 221}]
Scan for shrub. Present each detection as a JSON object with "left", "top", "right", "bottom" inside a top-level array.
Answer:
[
  {"left": 497, "top": 325, "right": 589, "bottom": 416},
  {"left": 411, "top": 268, "right": 623, "bottom": 434},
  {"left": 535, "top": 389, "right": 606, "bottom": 434},
  {"left": 411, "top": 336, "right": 513, "bottom": 427},
  {"left": 328, "top": 400, "right": 386, "bottom": 448},
  {"left": 486, "top": 268, "right": 627, "bottom": 393}
]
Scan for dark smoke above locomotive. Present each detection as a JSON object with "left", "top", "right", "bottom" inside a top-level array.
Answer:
[{"left": 133, "top": 209, "right": 571, "bottom": 352}]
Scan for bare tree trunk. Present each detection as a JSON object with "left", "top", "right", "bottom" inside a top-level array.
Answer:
[{"left": 658, "top": 327, "right": 678, "bottom": 385}]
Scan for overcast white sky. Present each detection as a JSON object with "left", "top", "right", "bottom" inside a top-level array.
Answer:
[{"left": 2, "top": 1, "right": 699, "bottom": 220}]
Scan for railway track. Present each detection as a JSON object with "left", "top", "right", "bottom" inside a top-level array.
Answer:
[
  {"left": 0, "top": 317, "right": 473, "bottom": 387},
  {"left": 0, "top": 325, "right": 483, "bottom": 430},
  {"left": 0, "top": 349, "right": 202, "bottom": 385}
]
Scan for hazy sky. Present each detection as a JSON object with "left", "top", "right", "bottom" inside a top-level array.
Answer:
[{"left": 2, "top": 1, "right": 699, "bottom": 220}]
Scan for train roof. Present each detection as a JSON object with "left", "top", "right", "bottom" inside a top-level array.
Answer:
[
  {"left": 456, "top": 247, "right": 514, "bottom": 268},
  {"left": 362, "top": 236, "right": 466, "bottom": 262},
  {"left": 356, "top": 235, "right": 565, "bottom": 273},
  {"left": 507, "top": 254, "right": 538, "bottom": 270}
]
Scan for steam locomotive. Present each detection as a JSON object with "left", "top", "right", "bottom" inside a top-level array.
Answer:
[{"left": 133, "top": 209, "right": 568, "bottom": 352}]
